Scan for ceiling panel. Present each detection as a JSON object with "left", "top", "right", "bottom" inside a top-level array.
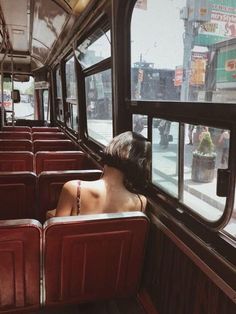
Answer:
[
  {"left": 32, "top": 0, "right": 69, "bottom": 62},
  {"left": 0, "top": 0, "right": 29, "bottom": 51}
]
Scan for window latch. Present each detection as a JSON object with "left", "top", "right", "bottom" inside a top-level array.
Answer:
[{"left": 216, "top": 169, "right": 231, "bottom": 197}]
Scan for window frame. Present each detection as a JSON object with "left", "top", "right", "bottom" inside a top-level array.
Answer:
[
  {"left": 54, "top": 65, "right": 64, "bottom": 124},
  {"left": 64, "top": 52, "right": 79, "bottom": 134},
  {"left": 75, "top": 22, "right": 113, "bottom": 148},
  {"left": 128, "top": 0, "right": 236, "bottom": 236},
  {"left": 129, "top": 99, "right": 236, "bottom": 231}
]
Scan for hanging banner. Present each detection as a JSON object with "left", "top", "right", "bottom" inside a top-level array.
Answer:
[
  {"left": 190, "top": 52, "right": 208, "bottom": 86},
  {"left": 174, "top": 66, "right": 183, "bottom": 87},
  {"left": 195, "top": 0, "right": 236, "bottom": 46}
]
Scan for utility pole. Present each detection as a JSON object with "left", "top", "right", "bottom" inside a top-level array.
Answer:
[
  {"left": 180, "top": 0, "right": 211, "bottom": 102},
  {"left": 181, "top": 19, "right": 195, "bottom": 101}
]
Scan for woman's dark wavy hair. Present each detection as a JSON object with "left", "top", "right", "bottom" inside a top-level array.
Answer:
[{"left": 101, "top": 131, "right": 151, "bottom": 194}]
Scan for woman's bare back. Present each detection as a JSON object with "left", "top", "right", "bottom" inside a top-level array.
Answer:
[
  {"left": 79, "top": 179, "right": 146, "bottom": 214},
  {"left": 54, "top": 178, "right": 146, "bottom": 217}
]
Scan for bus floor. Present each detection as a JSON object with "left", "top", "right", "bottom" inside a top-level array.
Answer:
[{"left": 35, "top": 297, "right": 145, "bottom": 314}]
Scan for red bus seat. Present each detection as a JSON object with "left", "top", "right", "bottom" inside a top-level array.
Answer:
[
  {"left": 0, "top": 152, "right": 34, "bottom": 172},
  {"left": 32, "top": 132, "right": 67, "bottom": 141},
  {"left": 33, "top": 140, "right": 75, "bottom": 153},
  {"left": 2, "top": 126, "right": 31, "bottom": 132},
  {"left": 43, "top": 212, "right": 149, "bottom": 306},
  {"left": 32, "top": 126, "right": 60, "bottom": 132},
  {"left": 0, "top": 139, "right": 33, "bottom": 151},
  {"left": 38, "top": 169, "right": 102, "bottom": 222},
  {"left": 0, "top": 219, "right": 41, "bottom": 313},
  {"left": 35, "top": 151, "right": 97, "bottom": 175},
  {"left": 0, "top": 172, "right": 37, "bottom": 219},
  {"left": 0, "top": 131, "right": 31, "bottom": 140}
]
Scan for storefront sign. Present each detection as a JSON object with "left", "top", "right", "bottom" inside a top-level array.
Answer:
[
  {"left": 195, "top": 0, "right": 236, "bottom": 46},
  {"left": 216, "top": 47, "right": 236, "bottom": 88}
]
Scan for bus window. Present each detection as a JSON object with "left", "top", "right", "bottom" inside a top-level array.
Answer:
[
  {"left": 43, "top": 90, "right": 50, "bottom": 122},
  {"left": 224, "top": 207, "right": 236, "bottom": 240},
  {"left": 77, "top": 26, "right": 112, "bottom": 145},
  {"left": 152, "top": 119, "right": 179, "bottom": 196},
  {"left": 183, "top": 125, "right": 228, "bottom": 221},
  {"left": 65, "top": 55, "right": 78, "bottom": 131},
  {"left": 55, "top": 67, "right": 63, "bottom": 122},
  {"left": 65, "top": 56, "right": 76, "bottom": 99},
  {"left": 85, "top": 69, "right": 112, "bottom": 145},
  {"left": 13, "top": 76, "right": 34, "bottom": 120},
  {"left": 132, "top": 114, "right": 147, "bottom": 138},
  {"left": 76, "top": 31, "right": 111, "bottom": 69},
  {"left": 131, "top": 0, "right": 181, "bottom": 101},
  {"left": 131, "top": 0, "right": 236, "bottom": 104},
  {"left": 56, "top": 67, "right": 62, "bottom": 99}
]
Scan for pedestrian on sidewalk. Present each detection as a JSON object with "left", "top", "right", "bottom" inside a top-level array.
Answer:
[
  {"left": 218, "top": 130, "right": 230, "bottom": 168},
  {"left": 187, "top": 124, "right": 194, "bottom": 145}
]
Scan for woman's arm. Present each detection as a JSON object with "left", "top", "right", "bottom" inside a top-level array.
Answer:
[{"left": 55, "top": 181, "right": 77, "bottom": 217}]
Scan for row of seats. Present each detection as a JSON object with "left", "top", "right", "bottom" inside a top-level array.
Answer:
[
  {"left": 0, "top": 169, "right": 102, "bottom": 222},
  {"left": 0, "top": 151, "right": 96, "bottom": 174},
  {"left": 2, "top": 126, "right": 60, "bottom": 132},
  {"left": 0, "top": 131, "right": 67, "bottom": 140},
  {"left": 0, "top": 212, "right": 149, "bottom": 313},
  {"left": 0, "top": 139, "right": 76, "bottom": 152}
]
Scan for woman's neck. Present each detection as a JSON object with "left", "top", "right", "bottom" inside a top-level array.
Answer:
[{"left": 102, "top": 165, "right": 124, "bottom": 185}]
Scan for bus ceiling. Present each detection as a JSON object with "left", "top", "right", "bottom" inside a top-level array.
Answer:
[{"left": 0, "top": 0, "right": 92, "bottom": 73}]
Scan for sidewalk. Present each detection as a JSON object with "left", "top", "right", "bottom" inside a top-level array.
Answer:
[{"left": 152, "top": 136, "right": 226, "bottom": 221}]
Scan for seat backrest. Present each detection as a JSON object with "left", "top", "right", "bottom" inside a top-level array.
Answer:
[
  {"left": 43, "top": 212, "right": 149, "bottom": 306},
  {"left": 33, "top": 140, "right": 75, "bottom": 153},
  {"left": 0, "top": 172, "right": 37, "bottom": 219},
  {"left": 0, "top": 131, "right": 31, "bottom": 140},
  {"left": 32, "top": 132, "right": 66, "bottom": 141},
  {"left": 0, "top": 219, "right": 41, "bottom": 313},
  {"left": 0, "top": 152, "right": 34, "bottom": 172},
  {"left": 38, "top": 169, "right": 102, "bottom": 222},
  {"left": 32, "top": 126, "right": 60, "bottom": 132},
  {"left": 35, "top": 151, "right": 97, "bottom": 175},
  {"left": 0, "top": 139, "right": 32, "bottom": 151},
  {"left": 2, "top": 126, "right": 31, "bottom": 132}
]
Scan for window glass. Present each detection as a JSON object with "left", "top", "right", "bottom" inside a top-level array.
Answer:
[
  {"left": 131, "top": 0, "right": 236, "bottom": 103},
  {"left": 14, "top": 76, "right": 34, "bottom": 120},
  {"left": 183, "top": 125, "right": 229, "bottom": 221},
  {"left": 66, "top": 102, "right": 78, "bottom": 131},
  {"left": 1, "top": 80, "right": 11, "bottom": 110},
  {"left": 55, "top": 100, "right": 64, "bottom": 122},
  {"left": 76, "top": 30, "right": 111, "bottom": 69},
  {"left": 43, "top": 90, "right": 50, "bottom": 122},
  {"left": 132, "top": 114, "right": 148, "bottom": 138},
  {"left": 65, "top": 56, "right": 76, "bottom": 99},
  {"left": 71, "top": 103, "right": 78, "bottom": 131},
  {"left": 85, "top": 69, "right": 112, "bottom": 145},
  {"left": 224, "top": 208, "right": 236, "bottom": 240},
  {"left": 56, "top": 67, "right": 62, "bottom": 98},
  {"left": 152, "top": 119, "right": 179, "bottom": 196}
]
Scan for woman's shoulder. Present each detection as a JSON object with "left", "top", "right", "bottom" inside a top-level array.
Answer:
[
  {"left": 80, "top": 179, "right": 103, "bottom": 191},
  {"left": 137, "top": 193, "right": 147, "bottom": 212},
  {"left": 127, "top": 190, "right": 147, "bottom": 212},
  {"left": 63, "top": 180, "right": 79, "bottom": 191}
]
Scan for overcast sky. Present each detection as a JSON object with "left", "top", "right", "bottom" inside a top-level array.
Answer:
[{"left": 131, "top": 0, "right": 186, "bottom": 69}]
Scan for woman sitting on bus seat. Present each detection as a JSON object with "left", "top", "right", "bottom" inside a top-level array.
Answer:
[{"left": 46, "top": 131, "right": 151, "bottom": 218}]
